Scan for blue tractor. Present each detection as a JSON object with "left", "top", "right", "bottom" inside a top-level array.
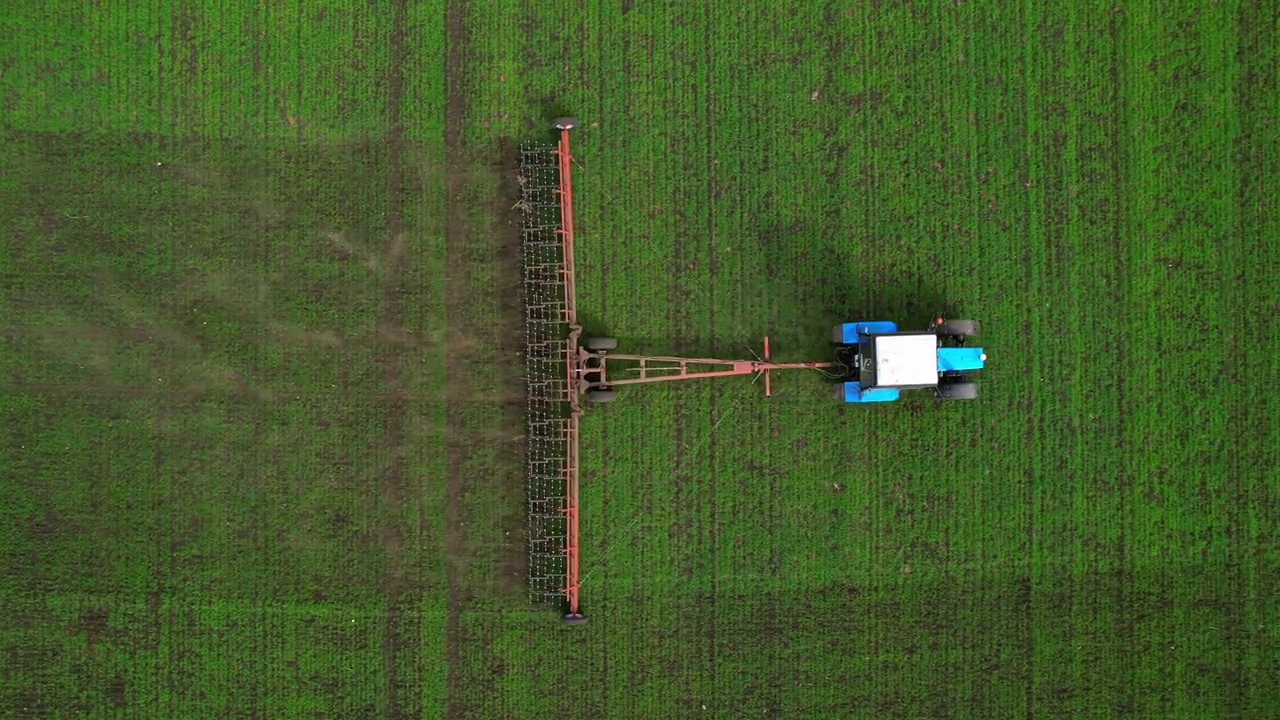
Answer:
[{"left": 831, "top": 318, "right": 987, "bottom": 403}]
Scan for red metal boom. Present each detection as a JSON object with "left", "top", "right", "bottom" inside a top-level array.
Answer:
[
  {"left": 573, "top": 337, "right": 833, "bottom": 395},
  {"left": 555, "top": 126, "right": 585, "bottom": 622}
]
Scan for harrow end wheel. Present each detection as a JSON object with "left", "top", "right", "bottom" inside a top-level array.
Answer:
[
  {"left": 562, "top": 613, "right": 588, "bottom": 625},
  {"left": 552, "top": 116, "right": 579, "bottom": 130}
]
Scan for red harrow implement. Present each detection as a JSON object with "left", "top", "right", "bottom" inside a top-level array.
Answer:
[{"left": 518, "top": 118, "right": 834, "bottom": 623}]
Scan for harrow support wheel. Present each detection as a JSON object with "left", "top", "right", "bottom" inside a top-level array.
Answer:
[
  {"left": 562, "top": 613, "right": 587, "bottom": 625},
  {"left": 585, "top": 336, "right": 618, "bottom": 350},
  {"left": 552, "top": 116, "right": 579, "bottom": 130},
  {"left": 586, "top": 388, "right": 617, "bottom": 403}
]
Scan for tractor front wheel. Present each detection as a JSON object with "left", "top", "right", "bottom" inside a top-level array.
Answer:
[
  {"left": 585, "top": 337, "right": 618, "bottom": 351},
  {"left": 587, "top": 388, "right": 617, "bottom": 403},
  {"left": 935, "top": 320, "right": 977, "bottom": 338},
  {"left": 937, "top": 381, "right": 978, "bottom": 400}
]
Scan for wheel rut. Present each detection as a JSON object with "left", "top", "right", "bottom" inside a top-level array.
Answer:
[
  {"left": 442, "top": 0, "right": 470, "bottom": 717},
  {"left": 378, "top": 2, "right": 410, "bottom": 719}
]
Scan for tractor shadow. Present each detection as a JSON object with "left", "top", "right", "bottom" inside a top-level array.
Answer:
[
  {"left": 754, "top": 220, "right": 962, "bottom": 359},
  {"left": 576, "top": 218, "right": 969, "bottom": 364}
]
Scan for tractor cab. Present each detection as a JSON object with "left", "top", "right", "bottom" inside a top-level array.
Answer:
[{"left": 831, "top": 319, "right": 987, "bottom": 403}]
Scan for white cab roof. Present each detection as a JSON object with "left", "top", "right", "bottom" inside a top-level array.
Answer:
[{"left": 874, "top": 334, "right": 938, "bottom": 387}]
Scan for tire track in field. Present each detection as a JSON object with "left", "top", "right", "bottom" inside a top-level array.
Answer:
[
  {"left": 1223, "top": 3, "right": 1271, "bottom": 713},
  {"left": 442, "top": 0, "right": 469, "bottom": 717},
  {"left": 1106, "top": 10, "right": 1136, "bottom": 713},
  {"left": 665, "top": 8, "right": 699, "bottom": 708},
  {"left": 1031, "top": 4, "right": 1073, "bottom": 711},
  {"left": 758, "top": 16, "right": 785, "bottom": 716},
  {"left": 380, "top": 2, "right": 410, "bottom": 718},
  {"left": 680, "top": 11, "right": 711, "bottom": 707},
  {"left": 701, "top": 0, "right": 720, "bottom": 704},
  {"left": 1016, "top": 1, "right": 1048, "bottom": 708},
  {"left": 592, "top": 2, "right": 612, "bottom": 712}
]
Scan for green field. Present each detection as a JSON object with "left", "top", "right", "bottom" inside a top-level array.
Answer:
[{"left": 2, "top": 1, "right": 1277, "bottom": 718}]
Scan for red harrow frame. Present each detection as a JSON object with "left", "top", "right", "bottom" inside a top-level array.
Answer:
[{"left": 518, "top": 118, "right": 833, "bottom": 623}]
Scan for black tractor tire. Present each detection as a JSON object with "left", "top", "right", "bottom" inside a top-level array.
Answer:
[
  {"left": 936, "top": 320, "right": 978, "bottom": 338},
  {"left": 552, "top": 116, "right": 579, "bottom": 130},
  {"left": 585, "top": 337, "right": 618, "bottom": 351},
  {"left": 586, "top": 388, "right": 617, "bottom": 403},
  {"left": 937, "top": 381, "right": 978, "bottom": 400}
]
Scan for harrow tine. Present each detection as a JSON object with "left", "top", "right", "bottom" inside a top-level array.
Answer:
[{"left": 519, "top": 131, "right": 581, "bottom": 614}]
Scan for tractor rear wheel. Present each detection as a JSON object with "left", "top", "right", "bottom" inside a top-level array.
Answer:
[
  {"left": 552, "top": 116, "right": 579, "bottom": 130},
  {"left": 937, "top": 381, "right": 978, "bottom": 400},
  {"left": 587, "top": 388, "right": 617, "bottom": 403},
  {"left": 936, "top": 320, "right": 977, "bottom": 338},
  {"left": 585, "top": 337, "right": 618, "bottom": 350}
]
